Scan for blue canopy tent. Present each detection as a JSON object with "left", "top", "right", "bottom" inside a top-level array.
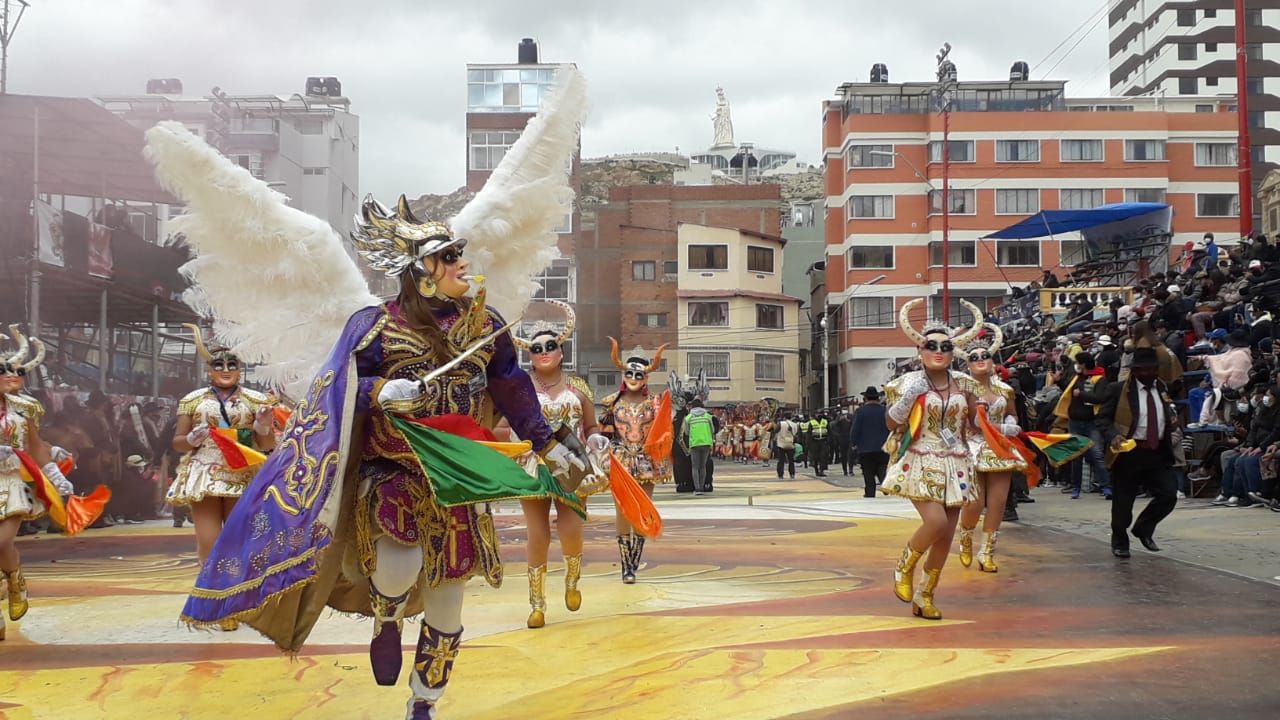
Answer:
[{"left": 982, "top": 202, "right": 1172, "bottom": 240}]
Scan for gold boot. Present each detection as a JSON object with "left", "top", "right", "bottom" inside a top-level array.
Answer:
[
  {"left": 4, "top": 567, "right": 29, "bottom": 622},
  {"left": 893, "top": 545, "right": 923, "bottom": 603},
  {"left": 957, "top": 526, "right": 976, "bottom": 568},
  {"left": 912, "top": 568, "right": 943, "bottom": 620},
  {"left": 977, "top": 530, "right": 1000, "bottom": 573},
  {"left": 527, "top": 564, "right": 547, "bottom": 629},
  {"left": 564, "top": 554, "right": 583, "bottom": 612}
]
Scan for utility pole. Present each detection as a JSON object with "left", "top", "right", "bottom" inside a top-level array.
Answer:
[
  {"left": 1234, "top": 0, "right": 1254, "bottom": 235},
  {"left": 0, "top": 0, "right": 30, "bottom": 95},
  {"left": 936, "top": 43, "right": 956, "bottom": 321}
]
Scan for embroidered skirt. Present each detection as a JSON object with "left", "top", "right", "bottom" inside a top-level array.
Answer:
[
  {"left": 0, "top": 466, "right": 46, "bottom": 521},
  {"left": 167, "top": 445, "right": 253, "bottom": 505},
  {"left": 882, "top": 445, "right": 977, "bottom": 508}
]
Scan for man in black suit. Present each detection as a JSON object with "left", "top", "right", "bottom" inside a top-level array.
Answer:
[{"left": 1095, "top": 347, "right": 1179, "bottom": 558}]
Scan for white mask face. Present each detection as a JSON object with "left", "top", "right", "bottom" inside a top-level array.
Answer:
[{"left": 1238, "top": 402, "right": 1251, "bottom": 413}]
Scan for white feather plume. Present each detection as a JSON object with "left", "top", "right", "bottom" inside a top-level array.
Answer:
[
  {"left": 451, "top": 65, "right": 589, "bottom": 319},
  {"left": 144, "top": 121, "right": 379, "bottom": 398}
]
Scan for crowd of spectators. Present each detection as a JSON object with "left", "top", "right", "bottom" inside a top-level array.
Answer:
[{"left": 994, "top": 230, "right": 1280, "bottom": 513}]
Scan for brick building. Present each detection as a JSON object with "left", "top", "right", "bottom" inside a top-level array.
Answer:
[
  {"left": 580, "top": 184, "right": 782, "bottom": 396},
  {"left": 823, "top": 74, "right": 1239, "bottom": 400}
]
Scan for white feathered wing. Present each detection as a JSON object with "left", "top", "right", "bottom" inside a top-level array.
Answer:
[
  {"left": 452, "top": 64, "right": 589, "bottom": 320},
  {"left": 144, "top": 121, "right": 379, "bottom": 399}
]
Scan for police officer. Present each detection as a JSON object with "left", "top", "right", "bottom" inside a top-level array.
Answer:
[{"left": 810, "top": 411, "right": 830, "bottom": 477}]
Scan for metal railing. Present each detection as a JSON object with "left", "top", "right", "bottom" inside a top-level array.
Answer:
[{"left": 1039, "top": 287, "right": 1134, "bottom": 315}]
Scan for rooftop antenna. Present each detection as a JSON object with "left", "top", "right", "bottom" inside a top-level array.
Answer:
[{"left": 0, "top": 0, "right": 31, "bottom": 94}]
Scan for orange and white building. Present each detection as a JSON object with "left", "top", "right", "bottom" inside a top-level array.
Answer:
[{"left": 821, "top": 73, "right": 1240, "bottom": 400}]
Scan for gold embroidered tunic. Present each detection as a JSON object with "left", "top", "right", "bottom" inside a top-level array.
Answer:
[
  {"left": 881, "top": 371, "right": 978, "bottom": 507},
  {"left": 0, "top": 394, "right": 46, "bottom": 521},
  {"left": 167, "top": 386, "right": 274, "bottom": 505}
]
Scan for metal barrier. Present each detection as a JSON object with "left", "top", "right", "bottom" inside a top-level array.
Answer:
[{"left": 1039, "top": 287, "right": 1134, "bottom": 315}]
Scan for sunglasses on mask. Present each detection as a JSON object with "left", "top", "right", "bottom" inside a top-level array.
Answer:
[
  {"left": 624, "top": 370, "right": 647, "bottom": 380},
  {"left": 437, "top": 248, "right": 464, "bottom": 266},
  {"left": 969, "top": 350, "right": 993, "bottom": 361},
  {"left": 922, "top": 340, "right": 954, "bottom": 353},
  {"left": 211, "top": 360, "right": 240, "bottom": 372},
  {"left": 0, "top": 364, "right": 25, "bottom": 377},
  {"left": 529, "top": 339, "right": 559, "bottom": 355}
]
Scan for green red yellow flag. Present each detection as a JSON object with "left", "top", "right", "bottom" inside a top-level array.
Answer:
[
  {"left": 210, "top": 428, "right": 268, "bottom": 470},
  {"left": 1021, "top": 431, "right": 1094, "bottom": 468}
]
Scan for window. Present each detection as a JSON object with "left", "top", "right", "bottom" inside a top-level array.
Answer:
[
  {"left": 469, "top": 131, "right": 521, "bottom": 171},
  {"left": 847, "top": 195, "right": 895, "bottom": 219},
  {"left": 662, "top": 260, "right": 679, "bottom": 276},
  {"left": 1124, "top": 140, "right": 1166, "bottom": 161},
  {"left": 688, "top": 302, "right": 729, "bottom": 326},
  {"left": 928, "top": 140, "right": 975, "bottom": 163},
  {"left": 1250, "top": 111, "right": 1266, "bottom": 128},
  {"left": 1197, "top": 194, "right": 1239, "bottom": 217},
  {"left": 848, "top": 297, "right": 895, "bottom": 328},
  {"left": 532, "top": 258, "right": 574, "bottom": 301},
  {"left": 467, "top": 66, "right": 558, "bottom": 112},
  {"left": 1205, "top": 77, "right": 1219, "bottom": 87},
  {"left": 996, "top": 140, "right": 1039, "bottom": 162},
  {"left": 553, "top": 212, "right": 572, "bottom": 234},
  {"left": 996, "top": 240, "right": 1040, "bottom": 266},
  {"left": 1177, "top": 8, "right": 1194, "bottom": 26},
  {"left": 637, "top": 313, "right": 667, "bottom": 328},
  {"left": 1178, "top": 43, "right": 1197, "bottom": 61},
  {"left": 688, "top": 244, "right": 728, "bottom": 270},
  {"left": 1196, "top": 103, "right": 1215, "bottom": 112},
  {"left": 594, "top": 371, "right": 620, "bottom": 387},
  {"left": 931, "top": 296, "right": 989, "bottom": 326},
  {"left": 294, "top": 118, "right": 324, "bottom": 135},
  {"left": 1060, "top": 189, "right": 1105, "bottom": 209},
  {"left": 928, "top": 189, "right": 976, "bottom": 215},
  {"left": 754, "top": 353, "right": 785, "bottom": 382},
  {"left": 687, "top": 352, "right": 730, "bottom": 380},
  {"left": 1125, "top": 188, "right": 1167, "bottom": 204},
  {"left": 631, "top": 261, "right": 656, "bottom": 281},
  {"left": 756, "top": 304, "right": 784, "bottom": 330},
  {"left": 1060, "top": 239, "right": 1087, "bottom": 267},
  {"left": 996, "top": 189, "right": 1040, "bottom": 215},
  {"left": 1195, "top": 143, "right": 1237, "bottom": 166},
  {"left": 1246, "top": 8, "right": 1262, "bottom": 26},
  {"left": 747, "top": 246, "right": 775, "bottom": 273},
  {"left": 1247, "top": 43, "right": 1264, "bottom": 61},
  {"left": 1061, "top": 139, "right": 1104, "bottom": 161},
  {"left": 1178, "top": 77, "right": 1198, "bottom": 95},
  {"left": 846, "top": 245, "right": 894, "bottom": 269},
  {"left": 928, "top": 241, "right": 977, "bottom": 267},
  {"left": 847, "top": 144, "right": 894, "bottom": 167},
  {"left": 302, "top": 167, "right": 327, "bottom": 176},
  {"left": 1205, "top": 8, "right": 1216, "bottom": 18},
  {"left": 1248, "top": 78, "right": 1265, "bottom": 96},
  {"left": 1205, "top": 42, "right": 1218, "bottom": 53}
]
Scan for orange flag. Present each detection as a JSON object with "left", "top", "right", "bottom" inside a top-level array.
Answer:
[
  {"left": 209, "top": 428, "right": 268, "bottom": 470},
  {"left": 975, "top": 405, "right": 1041, "bottom": 488},
  {"left": 15, "top": 449, "right": 110, "bottom": 535},
  {"left": 609, "top": 449, "right": 662, "bottom": 538},
  {"left": 643, "top": 390, "right": 673, "bottom": 462}
]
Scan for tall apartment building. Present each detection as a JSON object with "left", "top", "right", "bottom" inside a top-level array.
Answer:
[
  {"left": 823, "top": 72, "right": 1238, "bottom": 401},
  {"left": 99, "top": 78, "right": 360, "bottom": 246},
  {"left": 1109, "top": 0, "right": 1279, "bottom": 221},
  {"left": 465, "top": 39, "right": 580, "bottom": 366}
]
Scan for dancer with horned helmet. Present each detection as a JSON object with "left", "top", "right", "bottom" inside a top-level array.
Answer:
[
  {"left": 956, "top": 323, "right": 1027, "bottom": 573},
  {"left": 504, "top": 300, "right": 607, "bottom": 628},
  {"left": 883, "top": 299, "right": 984, "bottom": 620},
  {"left": 0, "top": 327, "right": 75, "bottom": 640},
  {"left": 600, "top": 339, "right": 673, "bottom": 583}
]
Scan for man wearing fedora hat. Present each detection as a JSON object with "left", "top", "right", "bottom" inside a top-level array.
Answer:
[
  {"left": 1096, "top": 347, "right": 1179, "bottom": 558},
  {"left": 849, "top": 386, "right": 890, "bottom": 498}
]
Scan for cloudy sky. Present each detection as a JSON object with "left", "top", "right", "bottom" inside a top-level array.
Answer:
[{"left": 11, "top": 0, "right": 1113, "bottom": 198}]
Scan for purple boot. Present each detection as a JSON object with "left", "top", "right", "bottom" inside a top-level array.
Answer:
[
  {"left": 369, "top": 586, "right": 409, "bottom": 686},
  {"left": 406, "top": 622, "right": 462, "bottom": 720}
]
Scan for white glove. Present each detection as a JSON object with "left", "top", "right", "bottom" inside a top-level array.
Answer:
[
  {"left": 0, "top": 445, "right": 14, "bottom": 463},
  {"left": 377, "top": 378, "right": 423, "bottom": 407},
  {"left": 42, "top": 462, "right": 74, "bottom": 495},
  {"left": 586, "top": 433, "right": 610, "bottom": 454},
  {"left": 186, "top": 424, "right": 211, "bottom": 447},
  {"left": 1001, "top": 416, "right": 1022, "bottom": 437},
  {"left": 252, "top": 406, "right": 275, "bottom": 435},
  {"left": 51, "top": 446, "right": 73, "bottom": 463},
  {"left": 543, "top": 442, "right": 589, "bottom": 489},
  {"left": 888, "top": 375, "right": 931, "bottom": 424}
]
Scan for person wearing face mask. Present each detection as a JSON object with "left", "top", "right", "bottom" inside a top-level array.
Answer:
[
  {"left": 600, "top": 339, "right": 673, "bottom": 583},
  {"left": 168, "top": 324, "right": 278, "bottom": 613},
  {"left": 883, "top": 299, "right": 984, "bottom": 620},
  {"left": 503, "top": 302, "right": 603, "bottom": 629},
  {"left": 1097, "top": 348, "right": 1180, "bottom": 557},
  {"left": 1214, "top": 386, "right": 1280, "bottom": 507}
]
